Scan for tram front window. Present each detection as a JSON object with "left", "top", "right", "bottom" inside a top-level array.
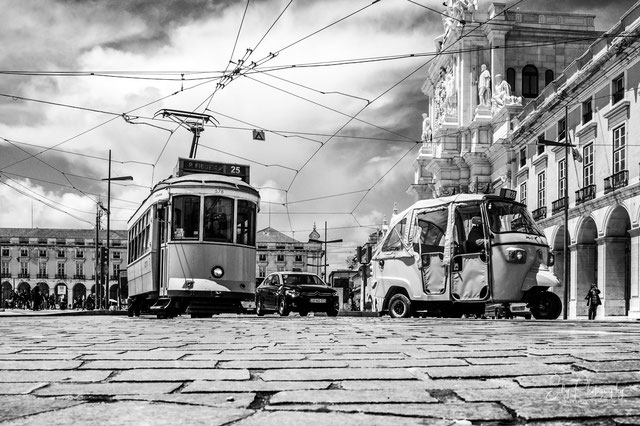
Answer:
[
  {"left": 204, "top": 196, "right": 234, "bottom": 243},
  {"left": 172, "top": 195, "right": 200, "bottom": 240},
  {"left": 486, "top": 201, "right": 544, "bottom": 236},
  {"left": 237, "top": 200, "right": 256, "bottom": 246}
]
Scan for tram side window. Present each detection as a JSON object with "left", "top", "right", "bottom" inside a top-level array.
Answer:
[
  {"left": 203, "top": 196, "right": 233, "bottom": 243},
  {"left": 172, "top": 195, "right": 201, "bottom": 240},
  {"left": 237, "top": 200, "right": 256, "bottom": 246},
  {"left": 382, "top": 218, "right": 407, "bottom": 252}
]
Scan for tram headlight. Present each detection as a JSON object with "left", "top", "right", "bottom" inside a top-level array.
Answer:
[
  {"left": 506, "top": 248, "right": 526, "bottom": 264},
  {"left": 211, "top": 266, "right": 224, "bottom": 279}
]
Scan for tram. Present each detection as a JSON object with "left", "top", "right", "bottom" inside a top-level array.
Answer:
[
  {"left": 370, "top": 192, "right": 562, "bottom": 319},
  {"left": 127, "top": 158, "right": 260, "bottom": 318}
]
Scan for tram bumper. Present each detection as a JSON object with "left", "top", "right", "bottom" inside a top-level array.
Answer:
[{"left": 521, "top": 266, "right": 560, "bottom": 292}]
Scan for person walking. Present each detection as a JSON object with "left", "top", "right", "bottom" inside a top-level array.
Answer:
[{"left": 585, "top": 283, "right": 602, "bottom": 320}]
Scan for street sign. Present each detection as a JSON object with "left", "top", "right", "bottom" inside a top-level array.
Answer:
[{"left": 252, "top": 130, "right": 265, "bottom": 141}]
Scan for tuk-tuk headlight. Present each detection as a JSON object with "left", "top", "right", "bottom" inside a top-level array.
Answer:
[
  {"left": 547, "top": 253, "right": 555, "bottom": 267},
  {"left": 507, "top": 248, "right": 526, "bottom": 263}
]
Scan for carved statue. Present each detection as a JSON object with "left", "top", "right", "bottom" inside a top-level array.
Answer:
[
  {"left": 421, "top": 113, "right": 432, "bottom": 142},
  {"left": 444, "top": 71, "right": 457, "bottom": 114},
  {"left": 478, "top": 64, "right": 491, "bottom": 107},
  {"left": 492, "top": 73, "right": 512, "bottom": 109}
]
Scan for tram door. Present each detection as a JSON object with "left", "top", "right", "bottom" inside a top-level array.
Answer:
[
  {"left": 156, "top": 203, "right": 169, "bottom": 295},
  {"left": 449, "top": 204, "right": 490, "bottom": 302}
]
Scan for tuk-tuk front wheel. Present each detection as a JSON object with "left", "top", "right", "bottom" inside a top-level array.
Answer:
[
  {"left": 530, "top": 291, "right": 562, "bottom": 320},
  {"left": 388, "top": 294, "right": 412, "bottom": 318}
]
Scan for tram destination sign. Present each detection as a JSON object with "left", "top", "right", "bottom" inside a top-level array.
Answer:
[{"left": 175, "top": 158, "right": 250, "bottom": 183}]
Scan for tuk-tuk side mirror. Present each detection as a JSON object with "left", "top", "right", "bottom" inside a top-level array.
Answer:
[{"left": 378, "top": 260, "right": 385, "bottom": 269}]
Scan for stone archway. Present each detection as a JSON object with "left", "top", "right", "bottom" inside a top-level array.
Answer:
[
  {"left": 37, "top": 282, "right": 50, "bottom": 297},
  {"left": 575, "top": 217, "right": 597, "bottom": 317},
  {"left": 55, "top": 283, "right": 68, "bottom": 308},
  {"left": 17, "top": 282, "right": 31, "bottom": 295},
  {"left": 73, "top": 283, "right": 86, "bottom": 307},
  {"left": 603, "top": 206, "right": 631, "bottom": 316},
  {"left": 2, "top": 281, "right": 12, "bottom": 306},
  {"left": 551, "top": 224, "right": 569, "bottom": 317}
]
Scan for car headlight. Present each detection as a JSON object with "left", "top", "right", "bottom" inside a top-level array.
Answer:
[
  {"left": 285, "top": 289, "right": 300, "bottom": 297},
  {"left": 506, "top": 248, "right": 526, "bottom": 263}
]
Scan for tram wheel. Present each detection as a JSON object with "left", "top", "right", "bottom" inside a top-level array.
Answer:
[
  {"left": 388, "top": 294, "right": 412, "bottom": 318},
  {"left": 530, "top": 291, "right": 562, "bottom": 320},
  {"left": 278, "top": 298, "right": 290, "bottom": 316}
]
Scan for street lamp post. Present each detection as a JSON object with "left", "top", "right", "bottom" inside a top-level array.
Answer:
[
  {"left": 101, "top": 150, "right": 133, "bottom": 310},
  {"left": 309, "top": 221, "right": 343, "bottom": 282}
]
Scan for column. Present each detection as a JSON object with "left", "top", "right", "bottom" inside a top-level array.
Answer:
[
  {"left": 572, "top": 243, "right": 597, "bottom": 319},
  {"left": 597, "top": 236, "right": 629, "bottom": 318},
  {"left": 627, "top": 229, "right": 640, "bottom": 318}
]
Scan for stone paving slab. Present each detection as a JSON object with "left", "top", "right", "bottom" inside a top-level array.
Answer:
[
  {"left": 81, "top": 351, "right": 188, "bottom": 360},
  {"left": 79, "top": 360, "right": 219, "bottom": 370},
  {"left": 260, "top": 367, "right": 416, "bottom": 381},
  {"left": 235, "top": 410, "right": 445, "bottom": 426},
  {"left": 264, "top": 402, "right": 513, "bottom": 422},
  {"left": 454, "top": 385, "right": 640, "bottom": 402},
  {"left": 269, "top": 389, "right": 438, "bottom": 404},
  {"left": 575, "top": 352, "right": 640, "bottom": 362},
  {"left": 503, "top": 398, "right": 640, "bottom": 420},
  {"left": 0, "top": 360, "right": 83, "bottom": 370},
  {"left": 182, "top": 380, "right": 333, "bottom": 393},
  {"left": 115, "top": 392, "right": 256, "bottom": 408},
  {"left": 416, "top": 362, "right": 572, "bottom": 379},
  {"left": 516, "top": 371, "right": 640, "bottom": 388},
  {"left": 0, "top": 396, "right": 83, "bottom": 422},
  {"left": 575, "top": 360, "right": 640, "bottom": 372},
  {"left": 33, "top": 381, "right": 181, "bottom": 396},
  {"left": 111, "top": 368, "right": 249, "bottom": 381},
  {"left": 339, "top": 378, "right": 520, "bottom": 390},
  {"left": 183, "top": 352, "right": 305, "bottom": 361},
  {"left": 0, "top": 383, "right": 47, "bottom": 395},
  {"left": 0, "top": 370, "right": 112, "bottom": 383},
  {"left": 3, "top": 401, "right": 253, "bottom": 426},
  {"left": 218, "top": 360, "right": 348, "bottom": 369}
]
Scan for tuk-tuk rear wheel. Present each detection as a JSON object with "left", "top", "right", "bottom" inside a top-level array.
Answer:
[{"left": 388, "top": 294, "right": 412, "bottom": 318}]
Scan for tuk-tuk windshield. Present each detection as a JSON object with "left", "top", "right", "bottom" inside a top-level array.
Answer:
[{"left": 485, "top": 201, "right": 544, "bottom": 236}]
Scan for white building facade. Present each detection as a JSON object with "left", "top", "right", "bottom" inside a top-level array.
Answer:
[{"left": 409, "top": 1, "right": 640, "bottom": 318}]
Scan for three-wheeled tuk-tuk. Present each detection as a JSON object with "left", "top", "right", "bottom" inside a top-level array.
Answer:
[{"left": 370, "top": 194, "right": 562, "bottom": 319}]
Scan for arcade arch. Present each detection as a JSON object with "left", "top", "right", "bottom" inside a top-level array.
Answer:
[
  {"left": 575, "top": 217, "right": 597, "bottom": 317},
  {"left": 603, "top": 206, "right": 631, "bottom": 316}
]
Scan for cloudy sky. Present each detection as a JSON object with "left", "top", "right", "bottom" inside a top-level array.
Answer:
[{"left": 0, "top": 0, "right": 635, "bottom": 271}]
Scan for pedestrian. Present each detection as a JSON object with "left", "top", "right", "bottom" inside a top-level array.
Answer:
[{"left": 585, "top": 283, "right": 601, "bottom": 320}]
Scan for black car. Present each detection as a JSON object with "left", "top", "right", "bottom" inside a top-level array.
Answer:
[{"left": 255, "top": 272, "right": 339, "bottom": 317}]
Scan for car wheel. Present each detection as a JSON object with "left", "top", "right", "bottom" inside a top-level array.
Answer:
[
  {"left": 256, "top": 296, "right": 264, "bottom": 317},
  {"left": 388, "top": 294, "right": 411, "bottom": 318},
  {"left": 299, "top": 311, "right": 308, "bottom": 317},
  {"left": 278, "top": 297, "right": 290, "bottom": 316},
  {"left": 326, "top": 309, "right": 338, "bottom": 317},
  {"left": 530, "top": 291, "right": 562, "bottom": 320},
  {"left": 524, "top": 314, "right": 532, "bottom": 320}
]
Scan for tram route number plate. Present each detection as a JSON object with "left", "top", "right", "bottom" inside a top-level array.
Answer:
[{"left": 310, "top": 298, "right": 325, "bottom": 304}]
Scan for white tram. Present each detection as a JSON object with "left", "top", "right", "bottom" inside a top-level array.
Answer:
[{"left": 127, "top": 158, "right": 260, "bottom": 318}]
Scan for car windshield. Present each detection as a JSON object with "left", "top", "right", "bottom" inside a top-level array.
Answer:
[
  {"left": 485, "top": 200, "right": 544, "bottom": 236},
  {"left": 282, "top": 274, "right": 324, "bottom": 286}
]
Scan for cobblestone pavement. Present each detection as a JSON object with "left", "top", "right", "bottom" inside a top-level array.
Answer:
[{"left": 1, "top": 313, "right": 640, "bottom": 425}]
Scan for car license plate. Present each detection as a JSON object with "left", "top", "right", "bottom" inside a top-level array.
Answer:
[
  {"left": 310, "top": 298, "right": 325, "bottom": 304},
  {"left": 241, "top": 301, "right": 255, "bottom": 309}
]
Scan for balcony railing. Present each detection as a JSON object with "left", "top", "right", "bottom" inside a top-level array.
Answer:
[
  {"left": 73, "top": 274, "right": 86, "bottom": 280},
  {"left": 576, "top": 185, "right": 596, "bottom": 205},
  {"left": 37, "top": 273, "right": 48, "bottom": 279},
  {"left": 532, "top": 206, "right": 547, "bottom": 221},
  {"left": 604, "top": 170, "right": 628, "bottom": 194},
  {"left": 1, "top": 272, "right": 11, "bottom": 278},
  {"left": 551, "top": 197, "right": 567, "bottom": 215},
  {"left": 55, "top": 274, "right": 67, "bottom": 279},
  {"left": 18, "top": 273, "right": 30, "bottom": 279}
]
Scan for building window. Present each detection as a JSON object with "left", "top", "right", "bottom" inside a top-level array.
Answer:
[
  {"left": 519, "top": 147, "right": 527, "bottom": 167},
  {"left": 582, "top": 98, "right": 593, "bottom": 124},
  {"left": 75, "top": 262, "right": 83, "bottom": 277},
  {"left": 506, "top": 68, "right": 516, "bottom": 91},
  {"left": 39, "top": 249, "right": 47, "bottom": 258},
  {"left": 545, "top": 69, "right": 554, "bottom": 86},
  {"left": 537, "top": 171, "right": 546, "bottom": 209},
  {"left": 558, "top": 159, "right": 566, "bottom": 198},
  {"left": 537, "top": 134, "right": 545, "bottom": 155},
  {"left": 76, "top": 249, "right": 84, "bottom": 258},
  {"left": 20, "top": 261, "right": 29, "bottom": 276},
  {"left": 113, "top": 263, "right": 120, "bottom": 279},
  {"left": 557, "top": 118, "right": 566, "bottom": 141},
  {"left": 583, "top": 143, "right": 594, "bottom": 187},
  {"left": 39, "top": 262, "right": 47, "bottom": 277},
  {"left": 522, "top": 65, "right": 539, "bottom": 98},
  {"left": 258, "top": 266, "right": 266, "bottom": 278},
  {"left": 57, "top": 262, "right": 66, "bottom": 278},
  {"left": 1, "top": 260, "right": 10, "bottom": 276},
  {"left": 612, "top": 74, "right": 624, "bottom": 104},
  {"left": 57, "top": 249, "right": 65, "bottom": 258},
  {"left": 20, "top": 248, "right": 28, "bottom": 257},
  {"left": 1, "top": 248, "right": 9, "bottom": 257},
  {"left": 112, "top": 251, "right": 120, "bottom": 259},
  {"left": 276, "top": 254, "right": 285, "bottom": 262},
  {"left": 258, "top": 254, "right": 267, "bottom": 262},
  {"left": 613, "top": 124, "right": 626, "bottom": 173},
  {"left": 295, "top": 255, "right": 303, "bottom": 262},
  {"left": 519, "top": 181, "right": 527, "bottom": 206}
]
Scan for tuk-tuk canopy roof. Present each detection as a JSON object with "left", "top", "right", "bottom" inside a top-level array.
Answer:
[{"left": 390, "top": 194, "right": 497, "bottom": 227}]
